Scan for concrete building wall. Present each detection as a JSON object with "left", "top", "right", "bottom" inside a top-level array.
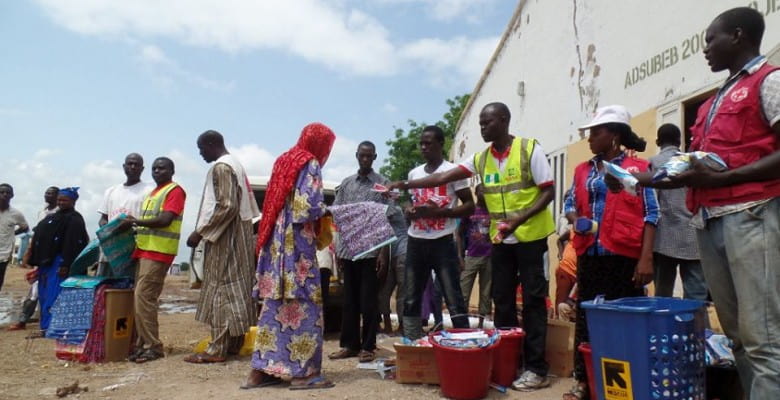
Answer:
[{"left": 453, "top": 0, "right": 780, "bottom": 163}]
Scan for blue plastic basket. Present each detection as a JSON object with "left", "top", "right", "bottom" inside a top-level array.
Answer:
[{"left": 581, "top": 296, "right": 707, "bottom": 400}]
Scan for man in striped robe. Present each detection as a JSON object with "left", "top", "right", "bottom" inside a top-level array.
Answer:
[{"left": 185, "top": 130, "right": 260, "bottom": 363}]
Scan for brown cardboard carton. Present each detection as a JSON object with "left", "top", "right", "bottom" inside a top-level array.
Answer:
[
  {"left": 393, "top": 343, "right": 439, "bottom": 384},
  {"left": 104, "top": 289, "right": 134, "bottom": 362},
  {"left": 546, "top": 319, "right": 575, "bottom": 378}
]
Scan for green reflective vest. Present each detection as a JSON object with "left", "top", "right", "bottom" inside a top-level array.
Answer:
[
  {"left": 135, "top": 182, "right": 182, "bottom": 255},
  {"left": 474, "top": 137, "right": 554, "bottom": 242}
]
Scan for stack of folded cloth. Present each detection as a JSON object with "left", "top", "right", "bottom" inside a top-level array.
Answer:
[
  {"left": 47, "top": 276, "right": 132, "bottom": 362},
  {"left": 46, "top": 276, "right": 107, "bottom": 344}
]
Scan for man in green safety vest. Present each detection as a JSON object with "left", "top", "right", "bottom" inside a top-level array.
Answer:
[
  {"left": 389, "top": 102, "right": 555, "bottom": 392},
  {"left": 121, "top": 156, "right": 186, "bottom": 364}
]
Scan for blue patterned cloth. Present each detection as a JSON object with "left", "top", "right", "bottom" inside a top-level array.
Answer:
[{"left": 45, "top": 286, "right": 96, "bottom": 344}]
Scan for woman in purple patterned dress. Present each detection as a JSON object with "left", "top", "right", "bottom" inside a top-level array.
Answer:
[{"left": 243, "top": 123, "right": 336, "bottom": 391}]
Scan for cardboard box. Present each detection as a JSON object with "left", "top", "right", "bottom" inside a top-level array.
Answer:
[
  {"left": 104, "top": 289, "right": 134, "bottom": 362},
  {"left": 546, "top": 319, "right": 575, "bottom": 378},
  {"left": 393, "top": 343, "right": 439, "bottom": 384}
]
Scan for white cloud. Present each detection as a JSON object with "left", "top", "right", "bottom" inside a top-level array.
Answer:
[
  {"left": 400, "top": 36, "right": 499, "bottom": 87},
  {"left": 227, "top": 144, "right": 276, "bottom": 177},
  {"left": 35, "top": 0, "right": 399, "bottom": 76},
  {"left": 34, "top": 0, "right": 501, "bottom": 89},
  {"left": 138, "top": 44, "right": 235, "bottom": 92},
  {"left": 33, "top": 148, "right": 61, "bottom": 159},
  {"left": 369, "top": 0, "right": 496, "bottom": 22},
  {"left": 382, "top": 103, "right": 398, "bottom": 113}
]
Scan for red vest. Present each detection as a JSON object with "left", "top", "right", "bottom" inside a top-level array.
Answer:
[
  {"left": 688, "top": 63, "right": 780, "bottom": 211},
  {"left": 571, "top": 156, "right": 649, "bottom": 259}
]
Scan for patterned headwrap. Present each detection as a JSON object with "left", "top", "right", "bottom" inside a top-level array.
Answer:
[
  {"left": 256, "top": 123, "right": 336, "bottom": 252},
  {"left": 59, "top": 187, "right": 80, "bottom": 200}
]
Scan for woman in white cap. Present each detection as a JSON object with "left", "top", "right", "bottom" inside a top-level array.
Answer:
[{"left": 561, "top": 105, "right": 660, "bottom": 400}]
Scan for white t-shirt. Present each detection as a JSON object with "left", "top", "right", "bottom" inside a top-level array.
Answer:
[
  {"left": 459, "top": 140, "right": 554, "bottom": 244},
  {"left": 459, "top": 141, "right": 553, "bottom": 186},
  {"left": 97, "top": 181, "right": 155, "bottom": 221},
  {"left": 407, "top": 160, "right": 470, "bottom": 239},
  {"left": 0, "top": 207, "right": 27, "bottom": 261},
  {"left": 37, "top": 206, "right": 57, "bottom": 223}
]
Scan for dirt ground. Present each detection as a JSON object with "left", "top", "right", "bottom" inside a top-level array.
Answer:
[{"left": 0, "top": 266, "right": 573, "bottom": 400}]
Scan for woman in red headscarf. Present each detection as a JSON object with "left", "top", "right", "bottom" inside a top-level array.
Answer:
[{"left": 244, "top": 123, "right": 336, "bottom": 391}]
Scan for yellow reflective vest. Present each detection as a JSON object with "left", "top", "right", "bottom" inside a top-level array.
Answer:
[
  {"left": 135, "top": 182, "right": 182, "bottom": 255},
  {"left": 474, "top": 137, "right": 554, "bottom": 242}
]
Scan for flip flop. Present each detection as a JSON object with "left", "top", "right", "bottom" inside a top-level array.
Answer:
[
  {"left": 289, "top": 376, "right": 335, "bottom": 391},
  {"left": 328, "top": 348, "right": 359, "bottom": 360},
  {"left": 183, "top": 353, "right": 227, "bottom": 364},
  {"left": 135, "top": 349, "right": 164, "bottom": 364},
  {"left": 239, "top": 376, "right": 282, "bottom": 390},
  {"left": 358, "top": 350, "right": 375, "bottom": 363}
]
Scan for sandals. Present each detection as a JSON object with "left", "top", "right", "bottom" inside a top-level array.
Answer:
[
  {"left": 183, "top": 352, "right": 227, "bottom": 364},
  {"left": 358, "top": 350, "right": 375, "bottom": 363},
  {"left": 7, "top": 322, "right": 26, "bottom": 331},
  {"left": 240, "top": 371, "right": 282, "bottom": 390},
  {"left": 562, "top": 383, "right": 588, "bottom": 400},
  {"left": 328, "top": 348, "right": 359, "bottom": 360},
  {"left": 128, "top": 348, "right": 145, "bottom": 362},
  {"left": 289, "top": 376, "right": 335, "bottom": 391},
  {"left": 134, "top": 349, "right": 164, "bottom": 364}
]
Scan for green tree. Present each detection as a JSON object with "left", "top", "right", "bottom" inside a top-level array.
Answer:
[{"left": 380, "top": 94, "right": 470, "bottom": 182}]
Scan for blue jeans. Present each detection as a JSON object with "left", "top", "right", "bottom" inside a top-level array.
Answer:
[
  {"left": 403, "top": 236, "right": 468, "bottom": 339},
  {"left": 652, "top": 252, "right": 708, "bottom": 300},
  {"left": 696, "top": 197, "right": 780, "bottom": 399}
]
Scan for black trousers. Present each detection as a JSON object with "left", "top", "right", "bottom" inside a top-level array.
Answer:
[
  {"left": 491, "top": 239, "right": 549, "bottom": 376},
  {"left": 0, "top": 261, "right": 8, "bottom": 292},
  {"left": 339, "top": 258, "right": 379, "bottom": 351},
  {"left": 573, "top": 255, "right": 644, "bottom": 382}
]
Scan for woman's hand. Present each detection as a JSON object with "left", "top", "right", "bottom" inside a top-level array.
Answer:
[{"left": 633, "top": 256, "right": 654, "bottom": 288}]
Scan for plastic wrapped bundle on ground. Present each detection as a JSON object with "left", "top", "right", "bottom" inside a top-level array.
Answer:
[
  {"left": 96, "top": 213, "right": 136, "bottom": 277},
  {"left": 602, "top": 161, "right": 640, "bottom": 195},
  {"left": 652, "top": 151, "right": 728, "bottom": 182},
  {"left": 327, "top": 201, "right": 397, "bottom": 260}
]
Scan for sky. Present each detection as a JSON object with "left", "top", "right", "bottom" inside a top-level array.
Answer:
[{"left": 0, "top": 0, "right": 516, "bottom": 261}]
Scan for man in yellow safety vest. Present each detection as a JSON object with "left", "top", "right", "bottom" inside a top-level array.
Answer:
[
  {"left": 389, "top": 102, "right": 555, "bottom": 392},
  {"left": 122, "top": 156, "right": 186, "bottom": 363}
]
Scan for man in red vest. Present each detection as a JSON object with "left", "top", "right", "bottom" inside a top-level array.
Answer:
[{"left": 637, "top": 7, "right": 780, "bottom": 398}]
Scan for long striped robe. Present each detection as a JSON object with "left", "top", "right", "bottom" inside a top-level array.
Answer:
[{"left": 195, "top": 163, "right": 256, "bottom": 340}]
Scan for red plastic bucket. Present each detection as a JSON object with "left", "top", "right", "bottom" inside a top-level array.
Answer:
[
  {"left": 578, "top": 343, "right": 597, "bottom": 400},
  {"left": 430, "top": 329, "right": 501, "bottom": 400},
  {"left": 491, "top": 328, "right": 524, "bottom": 387}
]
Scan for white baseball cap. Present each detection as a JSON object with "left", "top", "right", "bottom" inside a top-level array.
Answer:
[{"left": 579, "top": 105, "right": 631, "bottom": 130}]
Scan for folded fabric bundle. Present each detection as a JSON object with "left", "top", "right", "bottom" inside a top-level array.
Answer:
[
  {"left": 46, "top": 286, "right": 96, "bottom": 344},
  {"left": 97, "top": 214, "right": 136, "bottom": 277},
  {"left": 328, "top": 202, "right": 397, "bottom": 260},
  {"left": 70, "top": 239, "right": 100, "bottom": 276}
]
